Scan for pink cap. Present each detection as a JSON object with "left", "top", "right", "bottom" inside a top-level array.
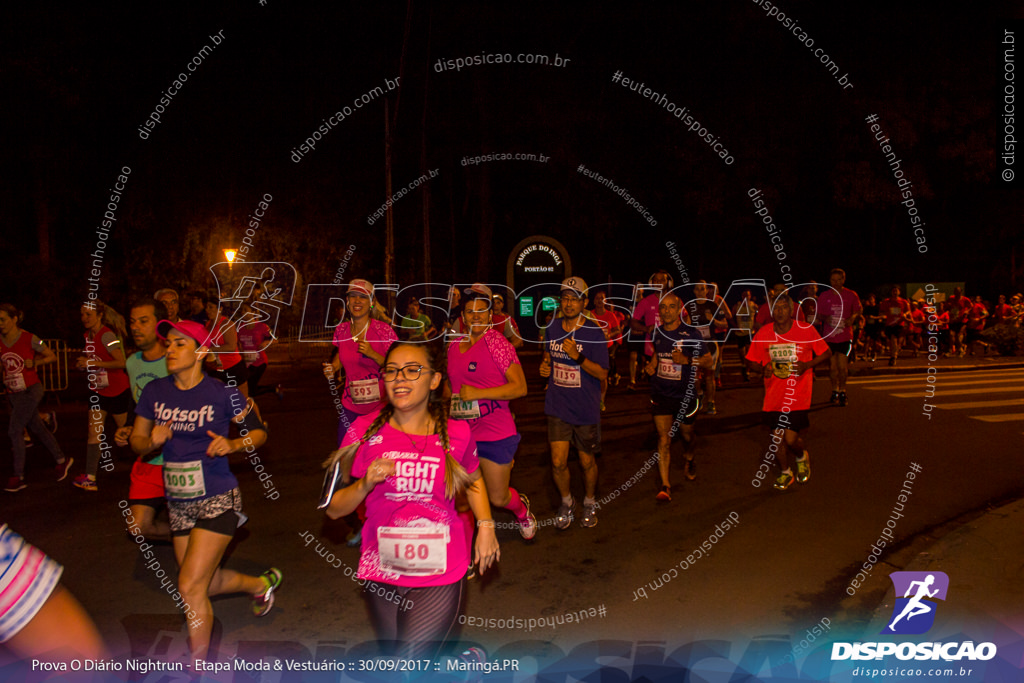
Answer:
[{"left": 157, "top": 319, "right": 217, "bottom": 346}]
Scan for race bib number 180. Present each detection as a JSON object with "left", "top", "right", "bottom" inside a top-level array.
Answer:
[{"left": 378, "top": 526, "right": 448, "bottom": 576}]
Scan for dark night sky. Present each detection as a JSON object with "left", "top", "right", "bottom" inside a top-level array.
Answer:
[{"left": 2, "top": 2, "right": 1021, "bottom": 336}]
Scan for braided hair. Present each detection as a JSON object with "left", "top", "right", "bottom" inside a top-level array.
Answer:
[{"left": 326, "top": 341, "right": 473, "bottom": 499}]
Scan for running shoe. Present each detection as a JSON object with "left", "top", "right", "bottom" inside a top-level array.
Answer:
[
  {"left": 457, "top": 647, "right": 488, "bottom": 683},
  {"left": 773, "top": 470, "right": 794, "bottom": 491},
  {"left": 4, "top": 476, "right": 26, "bottom": 492},
  {"left": 684, "top": 457, "right": 697, "bottom": 481},
  {"left": 830, "top": 391, "right": 840, "bottom": 405},
  {"left": 580, "top": 503, "right": 598, "bottom": 528},
  {"left": 627, "top": 383, "right": 637, "bottom": 392},
  {"left": 656, "top": 486, "right": 671, "bottom": 501},
  {"left": 705, "top": 401, "right": 717, "bottom": 416},
  {"left": 888, "top": 357, "right": 896, "bottom": 366},
  {"left": 73, "top": 474, "right": 98, "bottom": 491},
  {"left": 275, "top": 384, "right": 285, "bottom": 401},
  {"left": 838, "top": 392, "right": 848, "bottom": 407},
  {"left": 252, "top": 568, "right": 283, "bottom": 617},
  {"left": 554, "top": 500, "right": 575, "bottom": 530},
  {"left": 795, "top": 452, "right": 811, "bottom": 484},
  {"left": 518, "top": 494, "right": 538, "bottom": 540},
  {"left": 56, "top": 457, "right": 74, "bottom": 482}
]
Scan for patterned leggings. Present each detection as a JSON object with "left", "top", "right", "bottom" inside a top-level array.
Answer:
[{"left": 364, "top": 580, "right": 463, "bottom": 660}]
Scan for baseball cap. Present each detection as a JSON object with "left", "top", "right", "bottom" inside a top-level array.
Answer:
[
  {"left": 157, "top": 319, "right": 217, "bottom": 346},
  {"left": 561, "top": 276, "right": 588, "bottom": 298},
  {"left": 463, "top": 283, "right": 493, "bottom": 300},
  {"left": 348, "top": 279, "right": 373, "bottom": 297}
]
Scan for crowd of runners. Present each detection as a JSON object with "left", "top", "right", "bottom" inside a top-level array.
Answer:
[{"left": 1, "top": 272, "right": 1018, "bottom": 665}]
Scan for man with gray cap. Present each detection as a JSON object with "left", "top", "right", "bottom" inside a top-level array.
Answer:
[{"left": 539, "top": 276, "right": 609, "bottom": 528}]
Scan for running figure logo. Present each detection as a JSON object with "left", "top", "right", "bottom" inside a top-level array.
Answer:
[
  {"left": 208, "top": 261, "right": 297, "bottom": 351},
  {"left": 882, "top": 571, "right": 949, "bottom": 635}
]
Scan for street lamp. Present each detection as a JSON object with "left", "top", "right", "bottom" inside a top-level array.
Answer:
[{"left": 223, "top": 248, "right": 237, "bottom": 263}]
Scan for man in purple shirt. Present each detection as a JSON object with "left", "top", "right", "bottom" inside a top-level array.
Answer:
[{"left": 540, "top": 277, "right": 609, "bottom": 529}]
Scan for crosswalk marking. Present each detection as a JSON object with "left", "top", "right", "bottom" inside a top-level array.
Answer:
[
  {"left": 935, "top": 399, "right": 1024, "bottom": 410},
  {"left": 864, "top": 377, "right": 1024, "bottom": 391},
  {"left": 892, "top": 386, "right": 1023, "bottom": 398},
  {"left": 859, "top": 367, "right": 1024, "bottom": 424},
  {"left": 848, "top": 370, "right": 1024, "bottom": 385},
  {"left": 971, "top": 414, "right": 1024, "bottom": 423}
]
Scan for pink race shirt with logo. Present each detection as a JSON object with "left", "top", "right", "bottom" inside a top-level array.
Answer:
[
  {"left": 343, "top": 415, "right": 479, "bottom": 588},
  {"left": 447, "top": 330, "right": 520, "bottom": 442},
  {"left": 237, "top": 321, "right": 271, "bottom": 366},
  {"left": 817, "top": 287, "right": 862, "bottom": 342},
  {"left": 332, "top": 319, "right": 398, "bottom": 415},
  {"left": 632, "top": 293, "right": 661, "bottom": 355}
]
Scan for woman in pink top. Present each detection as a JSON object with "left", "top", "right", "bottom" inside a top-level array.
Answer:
[
  {"left": 324, "top": 279, "right": 399, "bottom": 442},
  {"left": 325, "top": 342, "right": 499, "bottom": 659},
  {"left": 203, "top": 296, "right": 248, "bottom": 398},
  {"left": 448, "top": 285, "right": 535, "bottom": 540}
]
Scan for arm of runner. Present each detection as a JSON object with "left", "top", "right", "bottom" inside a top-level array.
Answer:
[
  {"left": 129, "top": 415, "right": 171, "bottom": 456},
  {"left": 564, "top": 338, "right": 608, "bottom": 381},
  {"left": 464, "top": 471, "right": 500, "bottom": 574},
  {"left": 459, "top": 363, "right": 527, "bottom": 402},
  {"left": 695, "top": 351, "right": 714, "bottom": 370},
  {"left": 794, "top": 347, "right": 832, "bottom": 375},
  {"left": 539, "top": 352, "right": 551, "bottom": 378},
  {"left": 325, "top": 457, "right": 395, "bottom": 519},
  {"left": 29, "top": 338, "right": 57, "bottom": 369},
  {"left": 644, "top": 355, "right": 657, "bottom": 376},
  {"left": 114, "top": 425, "right": 133, "bottom": 447},
  {"left": 93, "top": 331, "right": 127, "bottom": 369}
]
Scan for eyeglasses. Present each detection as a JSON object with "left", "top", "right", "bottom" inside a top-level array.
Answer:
[{"left": 382, "top": 364, "right": 432, "bottom": 382}]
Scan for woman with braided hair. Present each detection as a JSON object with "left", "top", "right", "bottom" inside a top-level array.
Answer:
[{"left": 325, "top": 341, "right": 499, "bottom": 659}]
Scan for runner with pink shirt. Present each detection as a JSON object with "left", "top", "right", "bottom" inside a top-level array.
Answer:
[
  {"left": 448, "top": 284, "right": 536, "bottom": 540},
  {"left": 816, "top": 268, "right": 861, "bottom": 407},
  {"left": 628, "top": 271, "right": 672, "bottom": 391},
  {"left": 324, "top": 279, "right": 399, "bottom": 441},
  {"left": 325, "top": 341, "right": 498, "bottom": 660},
  {"left": 236, "top": 302, "right": 280, "bottom": 398}
]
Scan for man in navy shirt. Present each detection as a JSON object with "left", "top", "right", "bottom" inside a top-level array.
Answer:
[
  {"left": 646, "top": 293, "right": 712, "bottom": 501},
  {"left": 540, "top": 277, "right": 609, "bottom": 529}
]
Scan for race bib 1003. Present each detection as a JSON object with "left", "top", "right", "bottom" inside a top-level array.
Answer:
[{"left": 163, "top": 460, "right": 206, "bottom": 499}]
